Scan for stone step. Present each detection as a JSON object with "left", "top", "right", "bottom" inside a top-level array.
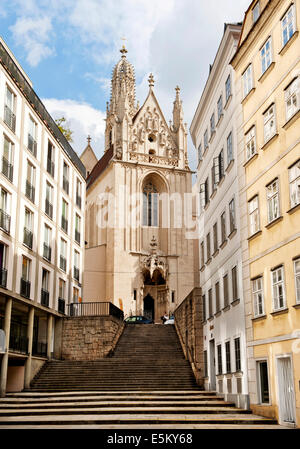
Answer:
[
  {"left": 0, "top": 400, "right": 233, "bottom": 407},
  {"left": 7, "top": 390, "right": 212, "bottom": 396}
]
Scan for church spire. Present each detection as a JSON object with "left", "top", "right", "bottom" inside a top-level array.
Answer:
[{"left": 172, "top": 85, "right": 183, "bottom": 131}]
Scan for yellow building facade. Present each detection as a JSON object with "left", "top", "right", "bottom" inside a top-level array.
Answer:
[{"left": 231, "top": 0, "right": 300, "bottom": 426}]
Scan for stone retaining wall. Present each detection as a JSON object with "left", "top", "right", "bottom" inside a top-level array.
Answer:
[{"left": 61, "top": 316, "right": 125, "bottom": 361}]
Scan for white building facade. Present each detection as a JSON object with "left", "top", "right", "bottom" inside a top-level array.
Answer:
[
  {"left": 190, "top": 24, "right": 249, "bottom": 408},
  {"left": 0, "top": 37, "right": 86, "bottom": 396}
]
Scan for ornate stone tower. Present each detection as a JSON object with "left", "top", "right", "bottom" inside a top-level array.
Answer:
[{"left": 83, "top": 47, "right": 194, "bottom": 321}]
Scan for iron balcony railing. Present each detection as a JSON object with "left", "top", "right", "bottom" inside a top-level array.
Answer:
[
  {"left": 25, "top": 180, "right": 35, "bottom": 203},
  {"left": 47, "top": 158, "right": 55, "bottom": 177},
  {"left": 9, "top": 333, "right": 28, "bottom": 354},
  {"left": 76, "top": 194, "right": 82, "bottom": 209},
  {"left": 58, "top": 297, "right": 65, "bottom": 314},
  {"left": 75, "top": 230, "right": 80, "bottom": 244},
  {"left": 45, "top": 199, "right": 53, "bottom": 219},
  {"left": 20, "top": 278, "right": 30, "bottom": 299},
  {"left": 60, "top": 255, "right": 66, "bottom": 272},
  {"left": 41, "top": 288, "right": 49, "bottom": 307},
  {"left": 63, "top": 176, "right": 69, "bottom": 194},
  {"left": 2, "top": 156, "right": 13, "bottom": 182},
  {"left": 4, "top": 105, "right": 16, "bottom": 132},
  {"left": 28, "top": 134, "right": 37, "bottom": 157},
  {"left": 0, "top": 209, "right": 11, "bottom": 234},
  {"left": 67, "top": 301, "right": 124, "bottom": 321},
  {"left": 32, "top": 341, "right": 47, "bottom": 357},
  {"left": 73, "top": 266, "right": 80, "bottom": 281},
  {"left": 23, "top": 227, "right": 33, "bottom": 249},
  {"left": 43, "top": 243, "right": 51, "bottom": 261},
  {"left": 0, "top": 268, "right": 7, "bottom": 288},
  {"left": 61, "top": 216, "right": 68, "bottom": 234}
]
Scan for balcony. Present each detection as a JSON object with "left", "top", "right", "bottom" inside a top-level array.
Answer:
[
  {"left": 76, "top": 194, "right": 82, "bottom": 209},
  {"left": 20, "top": 278, "right": 31, "bottom": 299},
  {"left": 73, "top": 266, "right": 80, "bottom": 281},
  {"left": 61, "top": 216, "right": 68, "bottom": 234},
  {"left": 75, "top": 229, "right": 81, "bottom": 244},
  {"left": 28, "top": 134, "right": 37, "bottom": 157},
  {"left": 0, "top": 268, "right": 7, "bottom": 288},
  {"left": 45, "top": 198, "right": 53, "bottom": 219},
  {"left": 25, "top": 180, "right": 35, "bottom": 203},
  {"left": 23, "top": 227, "right": 33, "bottom": 249},
  {"left": 0, "top": 209, "right": 11, "bottom": 234},
  {"left": 2, "top": 156, "right": 13, "bottom": 182},
  {"left": 43, "top": 243, "right": 51, "bottom": 261},
  {"left": 60, "top": 255, "right": 66, "bottom": 272},
  {"left": 58, "top": 297, "right": 65, "bottom": 314},
  {"left": 4, "top": 105, "right": 16, "bottom": 132},
  {"left": 63, "top": 176, "right": 69, "bottom": 194},
  {"left": 47, "top": 158, "right": 55, "bottom": 177},
  {"left": 41, "top": 288, "right": 49, "bottom": 307}
]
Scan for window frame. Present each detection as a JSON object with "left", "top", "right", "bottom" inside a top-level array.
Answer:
[
  {"left": 271, "top": 265, "right": 286, "bottom": 311},
  {"left": 285, "top": 77, "right": 300, "bottom": 121},
  {"left": 260, "top": 36, "right": 272, "bottom": 75},
  {"left": 263, "top": 103, "right": 276, "bottom": 143},
  {"left": 266, "top": 178, "right": 280, "bottom": 223},
  {"left": 245, "top": 126, "right": 256, "bottom": 161},
  {"left": 242, "top": 64, "right": 253, "bottom": 98},
  {"left": 294, "top": 258, "right": 300, "bottom": 304},
  {"left": 288, "top": 159, "right": 300, "bottom": 208},
  {"left": 281, "top": 3, "right": 296, "bottom": 47},
  {"left": 252, "top": 276, "right": 265, "bottom": 318}
]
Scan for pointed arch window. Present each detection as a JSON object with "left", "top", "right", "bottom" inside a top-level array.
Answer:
[{"left": 143, "top": 182, "right": 158, "bottom": 226}]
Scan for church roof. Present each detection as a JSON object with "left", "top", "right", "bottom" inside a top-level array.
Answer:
[{"left": 86, "top": 146, "right": 114, "bottom": 190}]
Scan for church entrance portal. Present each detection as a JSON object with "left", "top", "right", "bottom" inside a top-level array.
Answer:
[{"left": 143, "top": 295, "right": 154, "bottom": 321}]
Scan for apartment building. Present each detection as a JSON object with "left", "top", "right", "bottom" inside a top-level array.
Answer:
[
  {"left": 231, "top": 0, "right": 300, "bottom": 426},
  {"left": 0, "top": 37, "right": 86, "bottom": 396},
  {"left": 190, "top": 23, "right": 249, "bottom": 408}
]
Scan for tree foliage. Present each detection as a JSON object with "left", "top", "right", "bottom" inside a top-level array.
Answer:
[{"left": 55, "top": 117, "right": 73, "bottom": 142}]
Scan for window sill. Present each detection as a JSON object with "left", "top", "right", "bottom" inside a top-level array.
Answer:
[
  {"left": 206, "top": 257, "right": 212, "bottom": 266},
  {"left": 218, "top": 176, "right": 225, "bottom": 188},
  {"left": 279, "top": 31, "right": 299, "bottom": 56},
  {"left": 212, "top": 249, "right": 219, "bottom": 258},
  {"left": 214, "top": 311, "right": 222, "bottom": 318},
  {"left": 265, "top": 215, "right": 283, "bottom": 229},
  {"left": 228, "top": 228, "right": 237, "bottom": 240},
  {"left": 292, "top": 304, "right": 300, "bottom": 310},
  {"left": 216, "top": 114, "right": 224, "bottom": 127},
  {"left": 200, "top": 265, "right": 205, "bottom": 272},
  {"left": 243, "top": 153, "right": 258, "bottom": 168},
  {"left": 223, "top": 305, "right": 230, "bottom": 313},
  {"left": 209, "top": 131, "right": 216, "bottom": 144},
  {"left": 226, "top": 159, "right": 234, "bottom": 173},
  {"left": 208, "top": 316, "right": 214, "bottom": 322},
  {"left": 271, "top": 308, "right": 289, "bottom": 317},
  {"left": 247, "top": 230, "right": 262, "bottom": 241},
  {"left": 242, "top": 87, "right": 255, "bottom": 104},
  {"left": 224, "top": 94, "right": 232, "bottom": 110},
  {"left": 258, "top": 61, "right": 275, "bottom": 83},
  {"left": 220, "top": 239, "right": 227, "bottom": 250},
  {"left": 231, "top": 298, "right": 240, "bottom": 307},
  {"left": 210, "top": 189, "right": 217, "bottom": 201},
  {"left": 204, "top": 201, "right": 210, "bottom": 211},
  {"left": 283, "top": 108, "right": 300, "bottom": 130},
  {"left": 287, "top": 202, "right": 300, "bottom": 215},
  {"left": 252, "top": 314, "right": 267, "bottom": 322},
  {"left": 261, "top": 133, "right": 279, "bottom": 151}
]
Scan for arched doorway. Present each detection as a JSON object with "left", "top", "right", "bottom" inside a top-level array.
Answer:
[{"left": 143, "top": 294, "right": 154, "bottom": 321}]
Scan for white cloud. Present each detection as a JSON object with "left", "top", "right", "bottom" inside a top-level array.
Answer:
[{"left": 42, "top": 98, "right": 106, "bottom": 159}]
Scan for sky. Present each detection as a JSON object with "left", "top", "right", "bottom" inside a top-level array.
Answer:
[{"left": 0, "top": 0, "right": 250, "bottom": 172}]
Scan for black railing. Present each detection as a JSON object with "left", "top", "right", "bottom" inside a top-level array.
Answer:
[
  {"left": 75, "top": 230, "right": 81, "bottom": 244},
  {"left": 41, "top": 289, "right": 49, "bottom": 307},
  {"left": 58, "top": 297, "right": 65, "bottom": 314},
  {"left": 2, "top": 156, "right": 13, "bottom": 182},
  {"left": 47, "top": 158, "right": 55, "bottom": 177},
  {"left": 9, "top": 333, "right": 28, "bottom": 354},
  {"left": 32, "top": 341, "right": 47, "bottom": 357},
  {"left": 23, "top": 227, "right": 33, "bottom": 249},
  {"left": 63, "top": 176, "right": 69, "bottom": 194},
  {"left": 73, "top": 266, "right": 80, "bottom": 281},
  {"left": 45, "top": 199, "right": 53, "bottom": 219},
  {"left": 28, "top": 134, "right": 37, "bottom": 157},
  {"left": 76, "top": 194, "right": 82, "bottom": 209},
  {"left": 4, "top": 105, "right": 16, "bottom": 132},
  {"left": 67, "top": 301, "right": 124, "bottom": 321},
  {"left": 43, "top": 243, "right": 51, "bottom": 261},
  {"left": 20, "top": 278, "right": 30, "bottom": 298},
  {"left": 25, "top": 180, "right": 35, "bottom": 203},
  {"left": 0, "top": 268, "right": 7, "bottom": 288},
  {"left": 61, "top": 216, "right": 68, "bottom": 233},
  {"left": 0, "top": 209, "right": 11, "bottom": 233},
  {"left": 60, "top": 255, "right": 66, "bottom": 272}
]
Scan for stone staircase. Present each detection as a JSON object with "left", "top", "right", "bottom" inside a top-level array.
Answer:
[{"left": 0, "top": 324, "right": 279, "bottom": 428}]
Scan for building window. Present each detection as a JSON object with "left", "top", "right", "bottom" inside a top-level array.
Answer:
[
  {"left": 62, "top": 161, "right": 69, "bottom": 194},
  {"left": 0, "top": 242, "right": 8, "bottom": 288},
  {"left": 28, "top": 116, "right": 37, "bottom": 157},
  {"left": 204, "top": 129, "right": 209, "bottom": 151},
  {"left": 45, "top": 182, "right": 54, "bottom": 219},
  {"left": 60, "top": 238, "right": 67, "bottom": 272},
  {"left": 204, "top": 350, "right": 208, "bottom": 377},
  {"left": 225, "top": 74, "right": 231, "bottom": 102},
  {"left": 206, "top": 232, "right": 211, "bottom": 261},
  {"left": 47, "top": 141, "right": 55, "bottom": 177},
  {"left": 21, "top": 256, "right": 31, "bottom": 298},
  {"left": 212, "top": 157, "right": 220, "bottom": 191},
  {"left": 242, "top": 65, "right": 253, "bottom": 98},
  {"left": 41, "top": 268, "right": 50, "bottom": 307},
  {"left": 200, "top": 179, "right": 209, "bottom": 209},
  {"left": 76, "top": 178, "right": 82, "bottom": 209},
  {"left": 200, "top": 241, "right": 205, "bottom": 268},
  {"left": 217, "top": 95, "right": 223, "bottom": 121},
  {"left": 257, "top": 361, "right": 270, "bottom": 404},
  {"left": 58, "top": 279, "right": 66, "bottom": 314},
  {"left": 23, "top": 207, "right": 33, "bottom": 249},
  {"left": 232, "top": 266, "right": 238, "bottom": 301},
  {"left": 213, "top": 222, "right": 218, "bottom": 254},
  {"left": 234, "top": 337, "right": 241, "bottom": 372},
  {"left": 271, "top": 266, "right": 286, "bottom": 311},
  {"left": 252, "top": 2, "right": 260, "bottom": 23},
  {"left": 25, "top": 161, "right": 36, "bottom": 203},
  {"left": 223, "top": 274, "right": 229, "bottom": 308},
  {"left": 74, "top": 250, "right": 80, "bottom": 281},
  {"left": 248, "top": 195, "right": 260, "bottom": 235},
  {"left": 171, "top": 291, "right": 175, "bottom": 303},
  {"left": 263, "top": 104, "right": 276, "bottom": 143},
  {"left": 73, "top": 286, "right": 79, "bottom": 303},
  {"left": 227, "top": 131, "right": 233, "bottom": 164},
  {"left": 220, "top": 211, "right": 226, "bottom": 244},
  {"left": 198, "top": 143, "right": 202, "bottom": 163},
  {"left": 285, "top": 77, "right": 299, "bottom": 121},
  {"left": 225, "top": 341, "right": 231, "bottom": 373},
  {"left": 210, "top": 113, "right": 215, "bottom": 137},
  {"left": 143, "top": 182, "right": 158, "bottom": 227},
  {"left": 218, "top": 149, "right": 224, "bottom": 180},
  {"left": 252, "top": 277, "right": 265, "bottom": 317},
  {"left": 266, "top": 178, "right": 280, "bottom": 223},
  {"left": 2, "top": 135, "right": 14, "bottom": 182},
  {"left": 217, "top": 344, "right": 222, "bottom": 375},
  {"left": 4, "top": 86, "right": 16, "bottom": 132},
  {"left": 215, "top": 281, "right": 220, "bottom": 313},
  {"left": 61, "top": 199, "right": 68, "bottom": 233},
  {"left": 0, "top": 187, "right": 11, "bottom": 234},
  {"left": 202, "top": 294, "right": 206, "bottom": 322},
  {"left": 43, "top": 224, "right": 51, "bottom": 261},
  {"left": 281, "top": 4, "right": 296, "bottom": 47},
  {"left": 261, "top": 37, "right": 272, "bottom": 74},
  {"left": 245, "top": 126, "right": 256, "bottom": 160},
  {"left": 294, "top": 258, "right": 300, "bottom": 304},
  {"left": 75, "top": 214, "right": 81, "bottom": 244},
  {"left": 289, "top": 160, "right": 300, "bottom": 208},
  {"left": 208, "top": 288, "right": 213, "bottom": 318},
  {"left": 229, "top": 198, "right": 236, "bottom": 234}
]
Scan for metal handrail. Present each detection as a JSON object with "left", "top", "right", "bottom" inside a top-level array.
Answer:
[{"left": 67, "top": 301, "right": 124, "bottom": 321}]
